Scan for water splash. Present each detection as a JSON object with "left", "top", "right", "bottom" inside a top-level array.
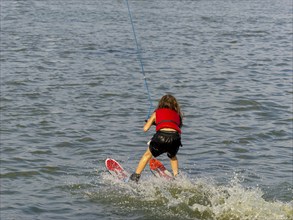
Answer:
[{"left": 86, "top": 172, "right": 293, "bottom": 220}]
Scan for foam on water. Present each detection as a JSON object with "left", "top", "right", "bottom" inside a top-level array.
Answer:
[
  {"left": 86, "top": 172, "right": 292, "bottom": 220},
  {"left": 1, "top": 0, "right": 292, "bottom": 219}
]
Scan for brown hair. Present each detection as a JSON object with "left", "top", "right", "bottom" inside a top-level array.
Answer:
[{"left": 156, "top": 94, "right": 183, "bottom": 119}]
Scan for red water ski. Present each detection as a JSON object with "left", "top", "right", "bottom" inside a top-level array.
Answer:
[
  {"left": 105, "top": 158, "right": 129, "bottom": 181},
  {"left": 149, "top": 158, "right": 173, "bottom": 180}
]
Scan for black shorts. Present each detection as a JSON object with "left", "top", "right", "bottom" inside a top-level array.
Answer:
[{"left": 149, "top": 130, "right": 182, "bottom": 158}]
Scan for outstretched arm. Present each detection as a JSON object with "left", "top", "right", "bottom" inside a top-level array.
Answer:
[{"left": 143, "top": 112, "right": 156, "bottom": 132}]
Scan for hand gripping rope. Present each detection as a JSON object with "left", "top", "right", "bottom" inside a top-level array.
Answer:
[{"left": 125, "top": 0, "right": 153, "bottom": 120}]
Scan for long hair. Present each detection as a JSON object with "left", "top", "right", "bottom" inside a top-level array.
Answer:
[{"left": 156, "top": 94, "right": 183, "bottom": 123}]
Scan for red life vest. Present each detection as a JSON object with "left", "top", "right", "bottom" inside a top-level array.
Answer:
[{"left": 155, "top": 108, "right": 182, "bottom": 133}]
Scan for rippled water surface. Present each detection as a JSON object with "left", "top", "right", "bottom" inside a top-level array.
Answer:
[{"left": 1, "top": 0, "right": 292, "bottom": 219}]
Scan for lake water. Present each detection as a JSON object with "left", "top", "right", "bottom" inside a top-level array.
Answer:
[{"left": 1, "top": 0, "right": 292, "bottom": 219}]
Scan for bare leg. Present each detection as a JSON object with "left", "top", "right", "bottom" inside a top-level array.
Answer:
[
  {"left": 135, "top": 148, "right": 153, "bottom": 174},
  {"left": 170, "top": 156, "right": 178, "bottom": 176}
]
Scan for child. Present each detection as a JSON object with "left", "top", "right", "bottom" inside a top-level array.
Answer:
[{"left": 130, "top": 94, "right": 183, "bottom": 182}]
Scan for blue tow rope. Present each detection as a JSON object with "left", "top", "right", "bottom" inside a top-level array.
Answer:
[{"left": 125, "top": 0, "right": 153, "bottom": 119}]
